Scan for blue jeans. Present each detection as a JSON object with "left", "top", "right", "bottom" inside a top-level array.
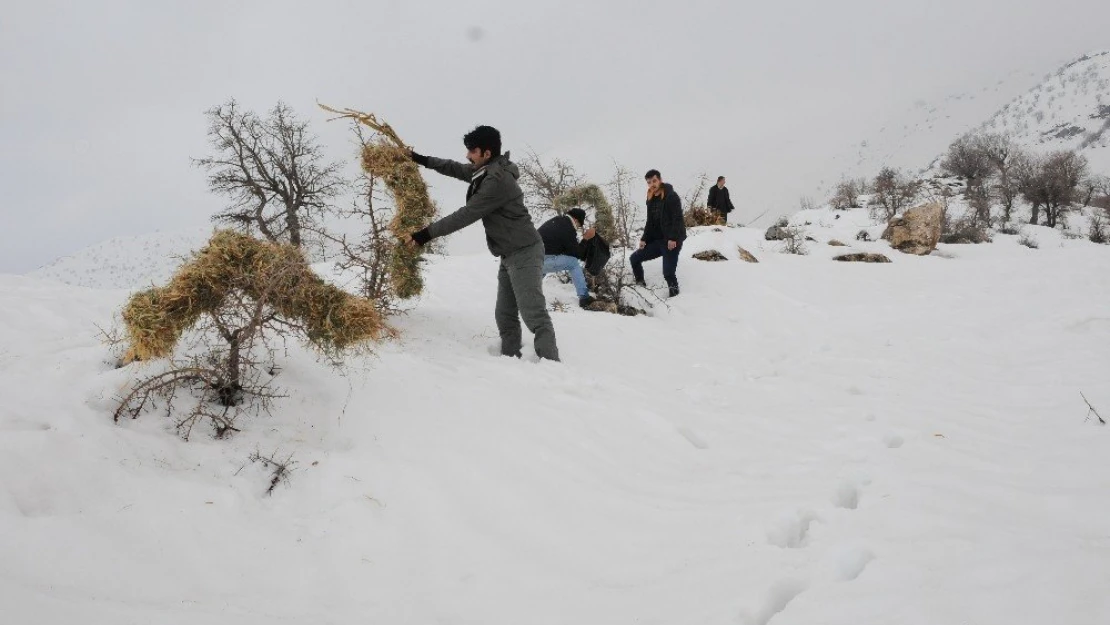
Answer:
[
  {"left": 630, "top": 240, "right": 682, "bottom": 288},
  {"left": 542, "top": 254, "right": 589, "bottom": 299}
]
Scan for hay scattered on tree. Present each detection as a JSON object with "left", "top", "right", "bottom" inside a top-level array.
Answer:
[
  {"left": 318, "top": 103, "right": 437, "bottom": 299},
  {"left": 684, "top": 206, "right": 725, "bottom": 228},
  {"left": 121, "top": 230, "right": 393, "bottom": 362},
  {"left": 554, "top": 184, "right": 617, "bottom": 241}
]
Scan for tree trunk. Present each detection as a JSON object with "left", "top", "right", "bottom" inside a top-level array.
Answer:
[
  {"left": 286, "top": 201, "right": 302, "bottom": 248},
  {"left": 220, "top": 332, "right": 243, "bottom": 406},
  {"left": 1029, "top": 203, "right": 1040, "bottom": 225}
]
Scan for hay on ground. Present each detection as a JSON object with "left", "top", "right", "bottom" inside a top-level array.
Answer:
[
  {"left": 692, "top": 250, "right": 728, "bottom": 262},
  {"left": 833, "top": 252, "right": 892, "bottom": 263},
  {"left": 122, "top": 230, "right": 393, "bottom": 362}
]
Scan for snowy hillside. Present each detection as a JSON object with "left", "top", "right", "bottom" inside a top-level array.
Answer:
[
  {"left": 820, "top": 67, "right": 1042, "bottom": 188},
  {"left": 971, "top": 51, "right": 1110, "bottom": 171},
  {"left": 28, "top": 227, "right": 215, "bottom": 290},
  {"left": 2, "top": 224, "right": 1109, "bottom": 624}
]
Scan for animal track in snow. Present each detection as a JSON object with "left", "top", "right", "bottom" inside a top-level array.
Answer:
[
  {"left": 767, "top": 510, "right": 818, "bottom": 548},
  {"left": 832, "top": 481, "right": 861, "bottom": 510}
]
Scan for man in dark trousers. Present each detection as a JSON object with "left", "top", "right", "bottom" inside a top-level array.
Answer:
[
  {"left": 630, "top": 169, "right": 687, "bottom": 297},
  {"left": 405, "top": 126, "right": 560, "bottom": 362},
  {"left": 538, "top": 208, "right": 596, "bottom": 308},
  {"left": 706, "top": 175, "right": 735, "bottom": 223}
]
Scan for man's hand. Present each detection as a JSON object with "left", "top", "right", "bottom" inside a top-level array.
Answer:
[
  {"left": 667, "top": 240, "right": 677, "bottom": 251},
  {"left": 584, "top": 227, "right": 596, "bottom": 240},
  {"left": 407, "top": 228, "right": 432, "bottom": 248},
  {"left": 638, "top": 240, "right": 647, "bottom": 250}
]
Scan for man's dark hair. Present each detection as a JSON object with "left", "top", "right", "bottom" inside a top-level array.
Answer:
[
  {"left": 717, "top": 176, "right": 725, "bottom": 182},
  {"left": 645, "top": 169, "right": 661, "bottom": 180},
  {"left": 463, "top": 125, "right": 501, "bottom": 157}
]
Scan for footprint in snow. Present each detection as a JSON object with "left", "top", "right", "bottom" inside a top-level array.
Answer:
[
  {"left": 829, "top": 545, "right": 875, "bottom": 582},
  {"left": 832, "top": 481, "right": 861, "bottom": 510},
  {"left": 739, "top": 578, "right": 808, "bottom": 625},
  {"left": 766, "top": 509, "right": 818, "bottom": 549}
]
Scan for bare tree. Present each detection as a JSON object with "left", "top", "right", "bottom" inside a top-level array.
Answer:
[
  {"left": 683, "top": 173, "right": 711, "bottom": 213},
  {"left": 871, "top": 167, "right": 921, "bottom": 221},
  {"left": 940, "top": 135, "right": 993, "bottom": 193},
  {"left": 979, "top": 134, "right": 1026, "bottom": 223},
  {"left": 309, "top": 124, "right": 398, "bottom": 311},
  {"left": 1019, "top": 150, "right": 1089, "bottom": 228},
  {"left": 1080, "top": 173, "right": 1110, "bottom": 206},
  {"left": 831, "top": 177, "right": 863, "bottom": 209},
  {"left": 1042, "top": 150, "right": 1089, "bottom": 228},
  {"left": 518, "top": 149, "right": 583, "bottom": 221},
  {"left": 604, "top": 163, "right": 642, "bottom": 249},
  {"left": 195, "top": 99, "right": 346, "bottom": 248}
]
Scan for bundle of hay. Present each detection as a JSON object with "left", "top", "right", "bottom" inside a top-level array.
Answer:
[
  {"left": 318, "top": 103, "right": 437, "bottom": 299},
  {"left": 121, "top": 230, "right": 393, "bottom": 362},
  {"left": 554, "top": 184, "right": 617, "bottom": 242},
  {"left": 684, "top": 205, "right": 725, "bottom": 228}
]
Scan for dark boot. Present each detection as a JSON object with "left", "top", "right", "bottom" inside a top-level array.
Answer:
[{"left": 668, "top": 284, "right": 680, "bottom": 298}]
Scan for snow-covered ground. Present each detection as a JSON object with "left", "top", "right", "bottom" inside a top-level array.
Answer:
[{"left": 2, "top": 225, "right": 1109, "bottom": 624}]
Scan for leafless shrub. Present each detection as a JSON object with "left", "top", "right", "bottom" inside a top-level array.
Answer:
[
  {"left": 114, "top": 352, "right": 284, "bottom": 440},
  {"left": 831, "top": 178, "right": 863, "bottom": 209},
  {"left": 518, "top": 149, "right": 583, "bottom": 221},
  {"left": 243, "top": 449, "right": 297, "bottom": 496},
  {"left": 310, "top": 124, "right": 401, "bottom": 313},
  {"left": 195, "top": 99, "right": 346, "bottom": 249},
  {"left": 941, "top": 216, "right": 993, "bottom": 244},
  {"left": 1089, "top": 210, "right": 1109, "bottom": 244},
  {"left": 780, "top": 225, "right": 809, "bottom": 255},
  {"left": 871, "top": 167, "right": 922, "bottom": 221},
  {"left": 1018, "top": 233, "right": 1039, "bottom": 249}
]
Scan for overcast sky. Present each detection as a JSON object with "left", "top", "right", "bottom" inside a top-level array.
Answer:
[{"left": 2, "top": 0, "right": 1108, "bottom": 272}]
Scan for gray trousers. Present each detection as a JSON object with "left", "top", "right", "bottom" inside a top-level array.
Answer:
[{"left": 496, "top": 242, "right": 559, "bottom": 361}]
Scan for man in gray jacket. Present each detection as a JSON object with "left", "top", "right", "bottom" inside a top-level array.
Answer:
[{"left": 406, "top": 126, "right": 559, "bottom": 362}]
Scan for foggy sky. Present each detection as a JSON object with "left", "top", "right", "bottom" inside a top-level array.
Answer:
[{"left": 2, "top": 0, "right": 1108, "bottom": 272}]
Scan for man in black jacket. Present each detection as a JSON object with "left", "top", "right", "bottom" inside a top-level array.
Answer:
[
  {"left": 538, "top": 207, "right": 596, "bottom": 308},
  {"left": 630, "top": 169, "right": 687, "bottom": 297},
  {"left": 405, "top": 126, "right": 559, "bottom": 361},
  {"left": 706, "top": 175, "right": 735, "bottom": 223}
]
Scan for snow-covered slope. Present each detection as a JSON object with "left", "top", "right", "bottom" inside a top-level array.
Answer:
[
  {"left": 975, "top": 50, "right": 1110, "bottom": 171},
  {"left": 2, "top": 227, "right": 1110, "bottom": 624},
  {"left": 28, "top": 227, "right": 214, "bottom": 290},
  {"left": 829, "top": 68, "right": 1042, "bottom": 179}
]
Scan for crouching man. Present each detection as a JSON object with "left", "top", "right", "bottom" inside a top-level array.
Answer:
[{"left": 538, "top": 207, "right": 596, "bottom": 308}]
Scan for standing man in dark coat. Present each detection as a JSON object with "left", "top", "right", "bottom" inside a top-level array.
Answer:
[
  {"left": 706, "top": 175, "right": 735, "bottom": 223},
  {"left": 630, "top": 169, "right": 686, "bottom": 297},
  {"left": 406, "top": 125, "right": 560, "bottom": 362}
]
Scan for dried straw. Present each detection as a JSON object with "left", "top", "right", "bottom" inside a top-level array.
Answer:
[
  {"left": 554, "top": 184, "right": 617, "bottom": 242},
  {"left": 318, "top": 103, "right": 436, "bottom": 299},
  {"left": 122, "top": 230, "right": 393, "bottom": 362}
]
